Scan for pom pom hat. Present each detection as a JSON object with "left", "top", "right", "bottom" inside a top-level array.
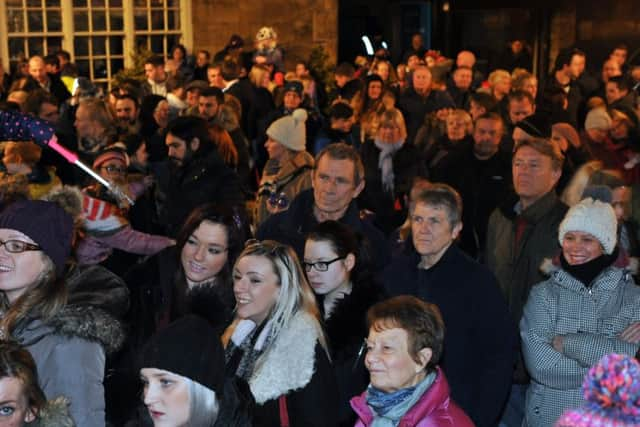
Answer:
[
  {"left": 266, "top": 108, "right": 308, "bottom": 152},
  {"left": 558, "top": 197, "right": 617, "bottom": 255},
  {"left": 555, "top": 353, "right": 640, "bottom": 427}
]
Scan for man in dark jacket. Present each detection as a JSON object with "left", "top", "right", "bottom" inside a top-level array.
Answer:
[
  {"left": 440, "top": 113, "right": 512, "bottom": 259},
  {"left": 157, "top": 116, "right": 244, "bottom": 236},
  {"left": 398, "top": 65, "right": 455, "bottom": 145},
  {"left": 382, "top": 184, "right": 514, "bottom": 427},
  {"left": 486, "top": 137, "right": 567, "bottom": 427},
  {"left": 28, "top": 55, "right": 71, "bottom": 105},
  {"left": 257, "top": 143, "right": 389, "bottom": 269}
]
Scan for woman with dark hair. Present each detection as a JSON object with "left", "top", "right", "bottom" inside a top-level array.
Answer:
[
  {"left": 351, "top": 296, "right": 474, "bottom": 426},
  {"left": 0, "top": 340, "right": 74, "bottom": 426},
  {"left": 125, "top": 203, "right": 251, "bottom": 344},
  {"left": 303, "top": 220, "right": 386, "bottom": 426},
  {"left": 170, "top": 44, "right": 194, "bottom": 81},
  {"left": 352, "top": 74, "right": 396, "bottom": 142}
]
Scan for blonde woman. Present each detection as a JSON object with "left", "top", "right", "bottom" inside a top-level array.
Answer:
[{"left": 224, "top": 240, "right": 339, "bottom": 426}]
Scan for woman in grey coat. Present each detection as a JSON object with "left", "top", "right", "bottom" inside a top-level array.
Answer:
[
  {"left": 521, "top": 197, "right": 640, "bottom": 427},
  {"left": 0, "top": 200, "right": 127, "bottom": 427}
]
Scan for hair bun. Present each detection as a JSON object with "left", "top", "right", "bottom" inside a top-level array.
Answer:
[
  {"left": 583, "top": 353, "right": 640, "bottom": 417},
  {"left": 292, "top": 108, "right": 308, "bottom": 125}
]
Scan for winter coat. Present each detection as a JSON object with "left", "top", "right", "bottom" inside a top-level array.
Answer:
[
  {"left": 33, "top": 397, "right": 75, "bottom": 427},
  {"left": 382, "top": 243, "right": 515, "bottom": 427},
  {"left": 256, "top": 150, "right": 314, "bottom": 226},
  {"left": 322, "top": 277, "right": 387, "bottom": 427},
  {"left": 350, "top": 368, "right": 475, "bottom": 427},
  {"left": 486, "top": 190, "right": 568, "bottom": 324},
  {"left": 358, "top": 140, "right": 427, "bottom": 235},
  {"left": 438, "top": 143, "right": 512, "bottom": 260},
  {"left": 397, "top": 88, "right": 455, "bottom": 145},
  {"left": 521, "top": 254, "right": 640, "bottom": 427},
  {"left": 156, "top": 149, "right": 244, "bottom": 236},
  {"left": 14, "top": 264, "right": 128, "bottom": 427},
  {"left": 257, "top": 189, "right": 390, "bottom": 271},
  {"left": 225, "top": 312, "right": 340, "bottom": 427},
  {"left": 111, "top": 246, "right": 235, "bottom": 424}
]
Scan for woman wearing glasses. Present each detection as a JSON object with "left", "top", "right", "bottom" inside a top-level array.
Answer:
[
  {"left": 0, "top": 199, "right": 128, "bottom": 427},
  {"left": 224, "top": 239, "right": 340, "bottom": 426},
  {"left": 303, "top": 220, "right": 386, "bottom": 426}
]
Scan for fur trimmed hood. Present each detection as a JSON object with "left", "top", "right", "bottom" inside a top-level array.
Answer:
[
  {"left": 18, "top": 264, "right": 129, "bottom": 355},
  {"left": 249, "top": 312, "right": 322, "bottom": 404},
  {"left": 32, "top": 397, "right": 75, "bottom": 427},
  {"left": 540, "top": 248, "right": 638, "bottom": 276}
]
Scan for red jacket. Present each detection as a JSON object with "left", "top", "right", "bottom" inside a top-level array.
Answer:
[{"left": 350, "top": 368, "right": 475, "bottom": 427}]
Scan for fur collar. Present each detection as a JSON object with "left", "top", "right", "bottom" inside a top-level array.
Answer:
[
  {"left": 32, "top": 397, "right": 74, "bottom": 427},
  {"left": 249, "top": 312, "right": 320, "bottom": 404},
  {"left": 540, "top": 249, "right": 638, "bottom": 276}
]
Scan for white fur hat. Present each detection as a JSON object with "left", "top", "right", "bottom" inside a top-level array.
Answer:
[
  {"left": 558, "top": 197, "right": 617, "bottom": 254},
  {"left": 266, "top": 109, "right": 308, "bottom": 152}
]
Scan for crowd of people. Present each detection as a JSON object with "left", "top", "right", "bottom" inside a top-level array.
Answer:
[{"left": 0, "top": 25, "right": 639, "bottom": 426}]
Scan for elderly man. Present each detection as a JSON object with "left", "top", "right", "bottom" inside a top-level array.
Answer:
[
  {"left": 383, "top": 183, "right": 514, "bottom": 427},
  {"left": 257, "top": 142, "right": 389, "bottom": 269}
]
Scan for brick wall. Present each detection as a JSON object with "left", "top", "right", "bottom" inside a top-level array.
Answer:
[{"left": 191, "top": 0, "right": 338, "bottom": 69}]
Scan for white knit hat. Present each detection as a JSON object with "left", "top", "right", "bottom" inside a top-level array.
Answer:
[
  {"left": 584, "top": 107, "right": 612, "bottom": 131},
  {"left": 266, "top": 109, "right": 308, "bottom": 152},
  {"left": 558, "top": 197, "right": 617, "bottom": 254}
]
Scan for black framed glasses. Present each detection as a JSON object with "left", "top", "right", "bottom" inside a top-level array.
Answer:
[
  {"left": 0, "top": 240, "right": 42, "bottom": 253},
  {"left": 302, "top": 257, "right": 345, "bottom": 272}
]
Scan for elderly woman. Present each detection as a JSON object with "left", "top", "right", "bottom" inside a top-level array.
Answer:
[
  {"left": 351, "top": 295, "right": 474, "bottom": 427},
  {"left": 358, "top": 107, "right": 426, "bottom": 234},
  {"left": 521, "top": 198, "right": 640, "bottom": 427},
  {"left": 224, "top": 240, "right": 339, "bottom": 426},
  {"left": 422, "top": 109, "right": 473, "bottom": 182}
]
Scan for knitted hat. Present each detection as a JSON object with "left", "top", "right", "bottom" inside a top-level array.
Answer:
[
  {"left": 585, "top": 107, "right": 612, "bottom": 131},
  {"left": 555, "top": 353, "right": 640, "bottom": 427},
  {"left": 283, "top": 80, "right": 303, "bottom": 98},
  {"left": 515, "top": 112, "right": 552, "bottom": 138},
  {"left": 0, "top": 200, "right": 73, "bottom": 275},
  {"left": 226, "top": 34, "right": 244, "bottom": 50},
  {"left": 92, "top": 147, "right": 128, "bottom": 169},
  {"left": 266, "top": 108, "right": 308, "bottom": 151},
  {"left": 255, "top": 26, "right": 277, "bottom": 41},
  {"left": 558, "top": 197, "right": 617, "bottom": 254},
  {"left": 141, "top": 315, "right": 225, "bottom": 394},
  {"left": 552, "top": 123, "right": 580, "bottom": 150}
]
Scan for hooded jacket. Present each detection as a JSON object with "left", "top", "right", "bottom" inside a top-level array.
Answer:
[
  {"left": 521, "top": 251, "right": 640, "bottom": 427},
  {"left": 14, "top": 264, "right": 128, "bottom": 427}
]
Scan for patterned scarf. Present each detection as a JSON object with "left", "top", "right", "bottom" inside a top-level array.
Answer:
[
  {"left": 365, "top": 371, "right": 436, "bottom": 427},
  {"left": 373, "top": 139, "right": 404, "bottom": 195}
]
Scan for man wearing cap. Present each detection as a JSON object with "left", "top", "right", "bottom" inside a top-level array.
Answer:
[{"left": 486, "top": 137, "right": 568, "bottom": 427}]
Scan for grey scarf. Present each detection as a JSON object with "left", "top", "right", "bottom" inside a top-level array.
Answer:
[{"left": 373, "top": 139, "right": 404, "bottom": 195}]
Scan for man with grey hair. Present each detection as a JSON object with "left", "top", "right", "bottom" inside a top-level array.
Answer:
[{"left": 383, "top": 183, "right": 514, "bottom": 427}]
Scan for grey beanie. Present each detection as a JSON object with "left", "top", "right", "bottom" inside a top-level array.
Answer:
[{"left": 266, "top": 108, "right": 308, "bottom": 151}]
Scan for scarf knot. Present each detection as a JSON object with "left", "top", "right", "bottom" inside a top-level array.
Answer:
[{"left": 373, "top": 139, "right": 404, "bottom": 195}]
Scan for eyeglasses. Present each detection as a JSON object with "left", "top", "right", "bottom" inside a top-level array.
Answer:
[
  {"left": 302, "top": 257, "right": 345, "bottom": 272},
  {"left": 101, "top": 165, "right": 126, "bottom": 174},
  {"left": 0, "top": 239, "right": 42, "bottom": 253}
]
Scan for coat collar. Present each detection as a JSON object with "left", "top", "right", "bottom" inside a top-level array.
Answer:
[{"left": 249, "top": 312, "right": 321, "bottom": 404}]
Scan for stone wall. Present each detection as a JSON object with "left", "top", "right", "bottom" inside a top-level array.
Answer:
[{"left": 191, "top": 0, "right": 338, "bottom": 68}]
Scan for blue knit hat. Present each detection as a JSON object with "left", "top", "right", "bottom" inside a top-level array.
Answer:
[{"left": 555, "top": 353, "right": 640, "bottom": 427}]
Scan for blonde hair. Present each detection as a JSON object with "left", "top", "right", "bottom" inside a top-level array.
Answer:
[
  {"left": 249, "top": 65, "right": 271, "bottom": 88},
  {"left": 561, "top": 161, "right": 624, "bottom": 206},
  {"left": 231, "top": 241, "right": 328, "bottom": 360},
  {"left": 446, "top": 109, "right": 473, "bottom": 134},
  {"left": 488, "top": 69, "right": 511, "bottom": 87},
  {"left": 378, "top": 107, "right": 408, "bottom": 141}
]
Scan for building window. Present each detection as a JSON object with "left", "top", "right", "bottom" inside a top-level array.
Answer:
[{"left": 0, "top": 0, "right": 189, "bottom": 87}]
